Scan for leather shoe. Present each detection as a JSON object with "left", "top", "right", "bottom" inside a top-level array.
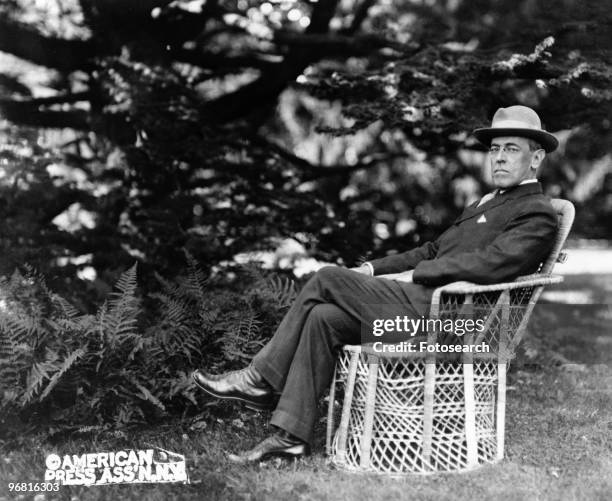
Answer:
[
  {"left": 192, "top": 366, "right": 276, "bottom": 411},
  {"left": 227, "top": 430, "right": 310, "bottom": 464}
]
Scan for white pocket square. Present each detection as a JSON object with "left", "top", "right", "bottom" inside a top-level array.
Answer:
[{"left": 477, "top": 214, "right": 487, "bottom": 223}]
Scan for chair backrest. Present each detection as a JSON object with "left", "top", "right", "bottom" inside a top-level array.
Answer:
[
  {"left": 427, "top": 199, "right": 575, "bottom": 360},
  {"left": 539, "top": 198, "right": 575, "bottom": 275}
]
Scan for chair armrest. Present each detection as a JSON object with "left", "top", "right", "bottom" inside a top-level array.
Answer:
[
  {"left": 433, "top": 274, "right": 563, "bottom": 295},
  {"left": 376, "top": 271, "right": 414, "bottom": 282}
]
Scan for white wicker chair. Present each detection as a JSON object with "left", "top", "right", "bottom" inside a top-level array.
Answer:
[{"left": 326, "top": 199, "right": 575, "bottom": 474}]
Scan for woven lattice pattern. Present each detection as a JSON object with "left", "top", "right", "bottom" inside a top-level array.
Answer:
[
  {"left": 437, "top": 286, "right": 535, "bottom": 360},
  {"left": 330, "top": 349, "right": 498, "bottom": 474}
]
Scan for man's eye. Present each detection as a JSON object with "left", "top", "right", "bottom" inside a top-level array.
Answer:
[{"left": 489, "top": 147, "right": 500, "bottom": 153}]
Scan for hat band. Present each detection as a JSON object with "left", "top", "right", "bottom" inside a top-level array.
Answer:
[{"left": 490, "top": 119, "right": 541, "bottom": 130}]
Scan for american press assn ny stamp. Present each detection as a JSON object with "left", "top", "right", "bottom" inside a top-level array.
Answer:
[{"left": 44, "top": 447, "right": 189, "bottom": 486}]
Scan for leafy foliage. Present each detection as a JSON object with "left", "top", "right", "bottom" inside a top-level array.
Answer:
[
  {"left": 1, "top": 0, "right": 611, "bottom": 296},
  {"left": 0, "top": 261, "right": 300, "bottom": 434}
]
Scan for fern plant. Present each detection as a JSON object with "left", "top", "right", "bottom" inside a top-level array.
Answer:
[{"left": 0, "top": 258, "right": 302, "bottom": 434}]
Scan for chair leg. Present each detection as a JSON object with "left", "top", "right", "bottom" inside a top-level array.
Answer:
[
  {"left": 463, "top": 359, "right": 478, "bottom": 467},
  {"left": 496, "top": 362, "right": 507, "bottom": 461},
  {"left": 462, "top": 295, "right": 478, "bottom": 468},
  {"left": 497, "top": 291, "right": 510, "bottom": 461},
  {"left": 359, "top": 355, "right": 379, "bottom": 469},
  {"left": 422, "top": 360, "right": 435, "bottom": 468},
  {"left": 336, "top": 350, "right": 360, "bottom": 462},
  {"left": 326, "top": 364, "right": 337, "bottom": 456}
]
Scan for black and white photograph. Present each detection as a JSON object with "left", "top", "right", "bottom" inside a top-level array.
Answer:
[{"left": 1, "top": 1, "right": 611, "bottom": 500}]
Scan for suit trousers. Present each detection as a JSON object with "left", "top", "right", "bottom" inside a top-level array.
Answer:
[{"left": 251, "top": 266, "right": 422, "bottom": 445}]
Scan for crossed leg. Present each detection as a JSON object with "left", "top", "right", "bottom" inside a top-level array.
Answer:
[{"left": 252, "top": 266, "right": 421, "bottom": 444}]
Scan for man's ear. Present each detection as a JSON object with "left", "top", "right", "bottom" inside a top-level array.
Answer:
[{"left": 531, "top": 149, "right": 545, "bottom": 169}]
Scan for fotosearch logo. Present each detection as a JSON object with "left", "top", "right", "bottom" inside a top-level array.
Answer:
[{"left": 44, "top": 447, "right": 189, "bottom": 486}]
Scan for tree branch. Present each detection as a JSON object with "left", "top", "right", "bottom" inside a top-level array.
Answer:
[
  {"left": 0, "top": 17, "right": 95, "bottom": 71},
  {"left": 178, "top": 31, "right": 408, "bottom": 74},
  {"left": 201, "top": 0, "right": 341, "bottom": 122},
  {"left": 0, "top": 100, "right": 89, "bottom": 129},
  {"left": 257, "top": 137, "right": 409, "bottom": 179},
  {"left": 272, "top": 32, "right": 411, "bottom": 55},
  {"left": 303, "top": 154, "right": 409, "bottom": 180},
  {"left": 486, "top": 62, "right": 565, "bottom": 80},
  {"left": 173, "top": 50, "right": 282, "bottom": 70},
  {"left": 0, "top": 92, "right": 93, "bottom": 107}
]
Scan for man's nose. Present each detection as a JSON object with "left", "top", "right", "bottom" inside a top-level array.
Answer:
[{"left": 494, "top": 150, "right": 506, "bottom": 162}]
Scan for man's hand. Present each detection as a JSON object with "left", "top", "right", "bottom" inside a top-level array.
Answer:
[{"left": 350, "top": 264, "right": 373, "bottom": 276}]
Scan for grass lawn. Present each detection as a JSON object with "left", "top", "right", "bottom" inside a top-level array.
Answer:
[{"left": 1, "top": 274, "right": 611, "bottom": 501}]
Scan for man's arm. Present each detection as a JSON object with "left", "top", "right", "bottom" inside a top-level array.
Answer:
[
  {"left": 366, "top": 240, "right": 440, "bottom": 276},
  {"left": 412, "top": 209, "right": 557, "bottom": 286}
]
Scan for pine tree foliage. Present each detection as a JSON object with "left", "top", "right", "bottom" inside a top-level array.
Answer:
[{"left": 2, "top": 0, "right": 612, "bottom": 298}]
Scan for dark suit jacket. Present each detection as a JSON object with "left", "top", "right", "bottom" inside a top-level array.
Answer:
[{"left": 368, "top": 183, "right": 558, "bottom": 314}]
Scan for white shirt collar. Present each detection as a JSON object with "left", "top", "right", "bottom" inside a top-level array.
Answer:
[{"left": 498, "top": 178, "right": 538, "bottom": 194}]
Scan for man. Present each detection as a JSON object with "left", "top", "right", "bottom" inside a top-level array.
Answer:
[{"left": 193, "top": 105, "right": 559, "bottom": 463}]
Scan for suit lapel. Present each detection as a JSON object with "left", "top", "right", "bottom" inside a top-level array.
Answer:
[{"left": 455, "top": 183, "right": 544, "bottom": 223}]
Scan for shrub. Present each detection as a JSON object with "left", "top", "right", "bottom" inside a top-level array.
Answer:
[{"left": 0, "top": 259, "right": 299, "bottom": 435}]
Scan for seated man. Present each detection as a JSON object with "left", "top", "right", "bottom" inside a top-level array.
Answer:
[{"left": 193, "top": 105, "right": 559, "bottom": 463}]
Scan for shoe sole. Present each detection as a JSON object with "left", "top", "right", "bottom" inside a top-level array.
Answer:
[
  {"left": 228, "top": 445, "right": 310, "bottom": 463},
  {"left": 192, "top": 373, "right": 275, "bottom": 411},
  {"left": 261, "top": 445, "right": 310, "bottom": 460}
]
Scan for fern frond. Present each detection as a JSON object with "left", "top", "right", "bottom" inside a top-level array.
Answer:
[
  {"left": 149, "top": 293, "right": 194, "bottom": 346},
  {"left": 22, "top": 359, "right": 60, "bottom": 403},
  {"left": 114, "top": 263, "right": 138, "bottom": 296},
  {"left": 150, "top": 293, "right": 192, "bottom": 327},
  {"left": 237, "top": 312, "right": 261, "bottom": 339},
  {"left": 97, "top": 266, "right": 140, "bottom": 342},
  {"left": 263, "top": 275, "right": 298, "bottom": 310},
  {"left": 154, "top": 271, "right": 183, "bottom": 298},
  {"left": 221, "top": 309, "right": 262, "bottom": 361},
  {"left": 52, "top": 294, "right": 80, "bottom": 319},
  {"left": 242, "top": 263, "right": 266, "bottom": 284},
  {"left": 185, "top": 251, "right": 208, "bottom": 302},
  {"left": 1, "top": 313, "right": 37, "bottom": 346},
  {"left": 131, "top": 379, "right": 166, "bottom": 412},
  {"left": 0, "top": 327, "right": 16, "bottom": 359},
  {"left": 22, "top": 264, "right": 54, "bottom": 303},
  {"left": 0, "top": 361, "right": 20, "bottom": 391},
  {"left": 39, "top": 348, "right": 85, "bottom": 400},
  {"left": 198, "top": 310, "right": 217, "bottom": 330}
]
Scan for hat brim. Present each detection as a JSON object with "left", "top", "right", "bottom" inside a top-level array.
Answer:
[{"left": 472, "top": 127, "right": 558, "bottom": 153}]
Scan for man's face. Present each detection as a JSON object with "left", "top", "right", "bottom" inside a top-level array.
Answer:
[{"left": 488, "top": 136, "right": 542, "bottom": 188}]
